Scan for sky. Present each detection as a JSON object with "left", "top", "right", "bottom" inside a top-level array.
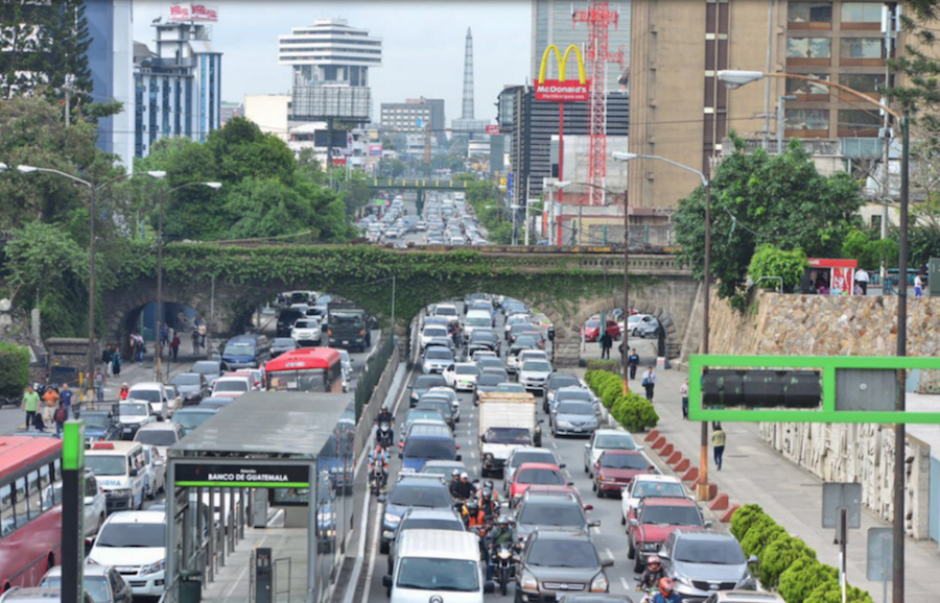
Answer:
[{"left": 132, "top": 0, "right": 533, "bottom": 124}]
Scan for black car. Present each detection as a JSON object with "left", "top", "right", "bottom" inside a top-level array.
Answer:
[
  {"left": 271, "top": 337, "right": 298, "bottom": 358},
  {"left": 409, "top": 374, "right": 448, "bottom": 407},
  {"left": 74, "top": 409, "right": 123, "bottom": 444},
  {"left": 277, "top": 308, "right": 304, "bottom": 337},
  {"left": 468, "top": 330, "right": 501, "bottom": 355}
]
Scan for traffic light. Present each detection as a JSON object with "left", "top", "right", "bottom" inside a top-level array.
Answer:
[{"left": 702, "top": 369, "right": 822, "bottom": 410}]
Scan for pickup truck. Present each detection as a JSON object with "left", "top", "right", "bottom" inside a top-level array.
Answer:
[{"left": 478, "top": 391, "right": 541, "bottom": 478}]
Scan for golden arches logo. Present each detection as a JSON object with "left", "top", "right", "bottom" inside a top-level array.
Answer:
[{"left": 538, "top": 44, "right": 586, "bottom": 85}]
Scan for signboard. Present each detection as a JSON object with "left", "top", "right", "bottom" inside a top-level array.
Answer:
[
  {"left": 536, "top": 45, "right": 590, "bottom": 102},
  {"left": 866, "top": 528, "right": 893, "bottom": 582},
  {"left": 170, "top": 2, "right": 219, "bottom": 22},
  {"left": 368, "top": 144, "right": 383, "bottom": 156},
  {"left": 486, "top": 125, "right": 500, "bottom": 135},
  {"left": 175, "top": 461, "right": 310, "bottom": 488},
  {"left": 822, "top": 483, "right": 862, "bottom": 530}
]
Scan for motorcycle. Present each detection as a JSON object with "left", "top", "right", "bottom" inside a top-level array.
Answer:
[
  {"left": 635, "top": 586, "right": 657, "bottom": 603},
  {"left": 491, "top": 542, "right": 516, "bottom": 596},
  {"left": 369, "top": 463, "right": 387, "bottom": 495},
  {"left": 376, "top": 422, "right": 393, "bottom": 449}
]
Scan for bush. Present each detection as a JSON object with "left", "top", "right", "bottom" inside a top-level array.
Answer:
[
  {"left": 0, "top": 342, "right": 30, "bottom": 401},
  {"left": 586, "top": 359, "right": 620, "bottom": 373},
  {"left": 599, "top": 379, "right": 623, "bottom": 409},
  {"left": 778, "top": 557, "right": 838, "bottom": 603},
  {"left": 729, "top": 504, "right": 766, "bottom": 541},
  {"left": 740, "top": 515, "right": 785, "bottom": 559},
  {"left": 747, "top": 244, "right": 807, "bottom": 292},
  {"left": 804, "top": 578, "right": 875, "bottom": 603},
  {"left": 759, "top": 532, "right": 816, "bottom": 589},
  {"left": 611, "top": 391, "right": 659, "bottom": 433}
]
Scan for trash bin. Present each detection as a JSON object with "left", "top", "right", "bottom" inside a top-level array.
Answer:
[{"left": 179, "top": 570, "right": 202, "bottom": 603}]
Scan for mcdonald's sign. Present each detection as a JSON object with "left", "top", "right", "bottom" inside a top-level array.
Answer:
[{"left": 536, "top": 44, "right": 590, "bottom": 102}]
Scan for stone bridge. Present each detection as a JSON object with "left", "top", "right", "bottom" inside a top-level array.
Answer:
[{"left": 103, "top": 243, "right": 700, "bottom": 366}]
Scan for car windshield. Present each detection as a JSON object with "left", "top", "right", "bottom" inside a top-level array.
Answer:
[
  {"left": 557, "top": 402, "right": 594, "bottom": 415},
  {"left": 397, "top": 558, "right": 479, "bottom": 592},
  {"left": 519, "top": 502, "right": 585, "bottom": 527},
  {"left": 192, "top": 362, "right": 220, "bottom": 375},
  {"left": 128, "top": 389, "right": 160, "bottom": 403},
  {"left": 642, "top": 505, "right": 703, "bottom": 527},
  {"left": 496, "top": 384, "right": 525, "bottom": 393},
  {"left": 634, "top": 481, "right": 687, "bottom": 499},
  {"left": 172, "top": 412, "right": 213, "bottom": 430},
  {"left": 404, "top": 439, "right": 455, "bottom": 460},
  {"left": 85, "top": 455, "right": 126, "bottom": 476},
  {"left": 517, "top": 468, "right": 564, "bottom": 485},
  {"left": 401, "top": 518, "right": 464, "bottom": 532},
  {"left": 82, "top": 414, "right": 112, "bottom": 430},
  {"left": 585, "top": 320, "right": 600, "bottom": 328},
  {"left": 522, "top": 361, "right": 551, "bottom": 372},
  {"left": 675, "top": 538, "right": 745, "bottom": 564},
  {"left": 466, "top": 317, "right": 490, "bottom": 327},
  {"left": 224, "top": 342, "right": 255, "bottom": 355},
  {"left": 172, "top": 374, "right": 201, "bottom": 386},
  {"left": 550, "top": 376, "right": 580, "bottom": 391},
  {"left": 215, "top": 381, "right": 248, "bottom": 392},
  {"left": 558, "top": 390, "right": 592, "bottom": 402},
  {"left": 485, "top": 428, "right": 531, "bottom": 444},
  {"left": 388, "top": 485, "right": 451, "bottom": 507},
  {"left": 471, "top": 332, "right": 495, "bottom": 342},
  {"left": 436, "top": 307, "right": 458, "bottom": 317},
  {"left": 595, "top": 434, "right": 637, "bottom": 450},
  {"left": 96, "top": 521, "right": 165, "bottom": 548},
  {"left": 424, "top": 327, "right": 448, "bottom": 337},
  {"left": 416, "top": 401, "right": 451, "bottom": 416},
  {"left": 426, "top": 349, "right": 453, "bottom": 361},
  {"left": 136, "top": 430, "right": 178, "bottom": 447},
  {"left": 455, "top": 365, "right": 479, "bottom": 376},
  {"left": 527, "top": 540, "right": 598, "bottom": 568},
  {"left": 477, "top": 375, "right": 502, "bottom": 387},
  {"left": 514, "top": 337, "right": 537, "bottom": 348},
  {"left": 415, "top": 376, "right": 446, "bottom": 390},
  {"left": 601, "top": 454, "right": 648, "bottom": 469},
  {"left": 511, "top": 452, "right": 555, "bottom": 468},
  {"left": 41, "top": 576, "right": 111, "bottom": 603},
  {"left": 294, "top": 320, "right": 318, "bottom": 328},
  {"left": 121, "top": 403, "right": 150, "bottom": 417}
]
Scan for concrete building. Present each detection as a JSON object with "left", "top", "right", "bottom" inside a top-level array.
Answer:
[
  {"left": 380, "top": 98, "right": 446, "bottom": 145},
  {"left": 133, "top": 21, "right": 223, "bottom": 157},
  {"left": 531, "top": 0, "right": 631, "bottom": 92},
  {"left": 220, "top": 101, "right": 243, "bottom": 125},
  {"left": 86, "top": 0, "right": 135, "bottom": 170},
  {"left": 628, "top": 0, "right": 907, "bottom": 213},
  {"left": 244, "top": 95, "right": 291, "bottom": 140}
]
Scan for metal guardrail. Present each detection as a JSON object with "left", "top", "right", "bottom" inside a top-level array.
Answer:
[{"left": 355, "top": 331, "right": 396, "bottom": 420}]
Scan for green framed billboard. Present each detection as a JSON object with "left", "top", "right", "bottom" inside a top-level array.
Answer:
[{"left": 688, "top": 354, "right": 940, "bottom": 424}]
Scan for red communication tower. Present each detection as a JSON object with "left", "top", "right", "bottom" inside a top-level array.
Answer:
[{"left": 573, "top": 1, "right": 622, "bottom": 206}]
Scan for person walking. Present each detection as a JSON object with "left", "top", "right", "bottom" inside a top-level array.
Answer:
[
  {"left": 171, "top": 332, "right": 181, "bottom": 362},
  {"left": 112, "top": 349, "right": 122, "bottom": 377},
  {"left": 600, "top": 331, "right": 613, "bottom": 360},
  {"left": 854, "top": 267, "right": 869, "bottom": 295},
  {"left": 22, "top": 385, "right": 40, "bottom": 431},
  {"left": 641, "top": 365, "right": 657, "bottom": 401},
  {"left": 712, "top": 424, "right": 726, "bottom": 470},
  {"left": 915, "top": 272, "right": 925, "bottom": 298},
  {"left": 94, "top": 369, "right": 105, "bottom": 405},
  {"left": 680, "top": 379, "right": 689, "bottom": 420},
  {"left": 41, "top": 393, "right": 57, "bottom": 433},
  {"left": 60, "top": 383, "right": 74, "bottom": 418},
  {"left": 628, "top": 349, "right": 640, "bottom": 380},
  {"left": 53, "top": 399, "right": 67, "bottom": 437},
  {"left": 102, "top": 345, "right": 114, "bottom": 377},
  {"left": 160, "top": 322, "right": 170, "bottom": 356}
]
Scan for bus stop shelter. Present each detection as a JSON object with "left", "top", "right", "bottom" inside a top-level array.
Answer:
[{"left": 163, "top": 392, "right": 355, "bottom": 603}]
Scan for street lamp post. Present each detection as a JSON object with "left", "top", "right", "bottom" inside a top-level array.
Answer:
[
  {"left": 719, "top": 69, "right": 909, "bottom": 603},
  {"left": 613, "top": 152, "right": 711, "bottom": 497},
  {"left": 545, "top": 180, "right": 571, "bottom": 246},
  {"left": 17, "top": 166, "right": 164, "bottom": 404}
]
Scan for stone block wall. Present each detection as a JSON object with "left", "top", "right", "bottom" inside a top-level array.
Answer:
[{"left": 709, "top": 291, "right": 939, "bottom": 539}]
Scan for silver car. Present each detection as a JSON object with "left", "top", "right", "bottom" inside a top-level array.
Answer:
[
  {"left": 516, "top": 530, "right": 613, "bottom": 601},
  {"left": 40, "top": 564, "right": 133, "bottom": 603},
  {"left": 659, "top": 530, "right": 757, "bottom": 602},
  {"left": 421, "top": 347, "right": 454, "bottom": 374},
  {"left": 518, "top": 360, "right": 553, "bottom": 393},
  {"left": 551, "top": 400, "right": 600, "bottom": 437}
]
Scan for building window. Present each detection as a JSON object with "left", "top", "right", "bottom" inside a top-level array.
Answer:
[
  {"left": 787, "top": 2, "right": 833, "bottom": 24},
  {"left": 870, "top": 214, "right": 882, "bottom": 231},
  {"left": 149, "top": 78, "right": 158, "bottom": 145},
  {"left": 841, "top": 73, "right": 884, "bottom": 93},
  {"left": 841, "top": 2, "right": 883, "bottom": 23},
  {"left": 786, "top": 74, "right": 830, "bottom": 95},
  {"left": 787, "top": 37, "right": 831, "bottom": 58},
  {"left": 841, "top": 38, "right": 883, "bottom": 59},
  {"left": 839, "top": 109, "right": 881, "bottom": 130},
  {"left": 785, "top": 108, "right": 830, "bottom": 131}
]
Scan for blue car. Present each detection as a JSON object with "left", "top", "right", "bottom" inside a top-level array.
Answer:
[
  {"left": 77, "top": 409, "right": 123, "bottom": 445},
  {"left": 377, "top": 476, "right": 452, "bottom": 554}
]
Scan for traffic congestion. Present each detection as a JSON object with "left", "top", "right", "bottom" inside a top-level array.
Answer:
[{"left": 361, "top": 193, "right": 490, "bottom": 247}]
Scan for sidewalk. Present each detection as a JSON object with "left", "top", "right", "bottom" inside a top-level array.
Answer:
[{"left": 573, "top": 357, "right": 937, "bottom": 599}]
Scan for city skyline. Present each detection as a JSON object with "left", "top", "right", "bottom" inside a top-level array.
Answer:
[{"left": 132, "top": 0, "right": 532, "bottom": 125}]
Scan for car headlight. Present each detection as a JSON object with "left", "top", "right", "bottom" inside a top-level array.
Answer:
[
  {"left": 141, "top": 559, "right": 166, "bottom": 575},
  {"left": 556, "top": 419, "right": 572, "bottom": 428},
  {"left": 111, "top": 488, "right": 133, "bottom": 498},
  {"left": 383, "top": 512, "right": 401, "bottom": 528},
  {"left": 590, "top": 573, "right": 608, "bottom": 592},
  {"left": 519, "top": 572, "right": 539, "bottom": 592}
]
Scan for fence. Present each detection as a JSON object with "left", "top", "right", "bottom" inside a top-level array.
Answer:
[{"left": 355, "top": 330, "right": 396, "bottom": 421}]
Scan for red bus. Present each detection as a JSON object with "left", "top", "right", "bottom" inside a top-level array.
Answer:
[
  {"left": 265, "top": 347, "right": 344, "bottom": 393},
  {"left": 0, "top": 436, "right": 63, "bottom": 593}
]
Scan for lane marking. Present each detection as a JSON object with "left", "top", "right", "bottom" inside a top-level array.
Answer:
[
  {"left": 620, "top": 577, "right": 630, "bottom": 591},
  {"left": 359, "top": 501, "right": 385, "bottom": 603},
  {"left": 605, "top": 547, "right": 614, "bottom": 560}
]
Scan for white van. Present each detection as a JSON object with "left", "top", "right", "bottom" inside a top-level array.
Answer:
[
  {"left": 463, "top": 310, "right": 493, "bottom": 338},
  {"left": 384, "top": 529, "right": 492, "bottom": 603},
  {"left": 84, "top": 441, "right": 148, "bottom": 513}
]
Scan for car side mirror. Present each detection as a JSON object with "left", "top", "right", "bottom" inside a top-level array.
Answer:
[
  {"left": 537, "top": 419, "right": 544, "bottom": 425},
  {"left": 657, "top": 550, "right": 670, "bottom": 559},
  {"left": 649, "top": 465, "right": 657, "bottom": 471},
  {"left": 455, "top": 454, "right": 462, "bottom": 462},
  {"left": 748, "top": 555, "right": 759, "bottom": 565},
  {"left": 704, "top": 521, "right": 713, "bottom": 528},
  {"left": 480, "top": 435, "right": 486, "bottom": 443},
  {"left": 484, "top": 580, "right": 496, "bottom": 594},
  {"left": 583, "top": 504, "right": 594, "bottom": 511},
  {"left": 129, "top": 469, "right": 138, "bottom": 477},
  {"left": 558, "top": 463, "right": 566, "bottom": 469},
  {"left": 601, "top": 559, "right": 614, "bottom": 568},
  {"left": 377, "top": 496, "right": 387, "bottom": 503},
  {"left": 588, "top": 520, "right": 601, "bottom": 528},
  {"left": 584, "top": 443, "right": 590, "bottom": 449},
  {"left": 567, "top": 481, "right": 574, "bottom": 486},
  {"left": 382, "top": 575, "right": 392, "bottom": 588},
  {"left": 636, "top": 445, "right": 645, "bottom": 451}
]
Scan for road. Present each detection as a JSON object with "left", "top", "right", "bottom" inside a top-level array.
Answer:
[{"left": 359, "top": 300, "right": 670, "bottom": 603}]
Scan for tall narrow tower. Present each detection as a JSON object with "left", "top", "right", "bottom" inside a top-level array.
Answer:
[{"left": 461, "top": 28, "right": 474, "bottom": 120}]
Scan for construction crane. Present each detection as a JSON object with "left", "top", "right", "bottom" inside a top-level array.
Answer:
[{"left": 573, "top": 1, "right": 622, "bottom": 206}]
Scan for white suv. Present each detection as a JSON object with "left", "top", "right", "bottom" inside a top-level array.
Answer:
[
  {"left": 88, "top": 511, "right": 166, "bottom": 598},
  {"left": 291, "top": 317, "right": 323, "bottom": 346}
]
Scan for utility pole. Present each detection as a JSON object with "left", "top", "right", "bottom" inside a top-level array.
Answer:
[{"left": 63, "top": 82, "right": 71, "bottom": 126}]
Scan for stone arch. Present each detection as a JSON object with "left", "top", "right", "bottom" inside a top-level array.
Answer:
[{"left": 565, "top": 292, "right": 682, "bottom": 358}]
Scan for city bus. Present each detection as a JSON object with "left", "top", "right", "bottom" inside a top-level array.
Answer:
[
  {"left": 0, "top": 436, "right": 63, "bottom": 593},
  {"left": 265, "top": 347, "right": 345, "bottom": 393}
]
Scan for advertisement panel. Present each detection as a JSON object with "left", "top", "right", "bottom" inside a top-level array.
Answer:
[
  {"left": 485, "top": 124, "right": 500, "bottom": 135},
  {"left": 536, "top": 45, "right": 590, "bottom": 102},
  {"left": 170, "top": 2, "right": 219, "bottom": 22},
  {"left": 368, "top": 144, "right": 383, "bottom": 156}
]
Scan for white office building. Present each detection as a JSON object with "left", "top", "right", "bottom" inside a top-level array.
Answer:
[{"left": 134, "top": 21, "right": 222, "bottom": 157}]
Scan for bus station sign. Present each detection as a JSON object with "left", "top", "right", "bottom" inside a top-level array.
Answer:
[{"left": 175, "top": 461, "right": 310, "bottom": 488}]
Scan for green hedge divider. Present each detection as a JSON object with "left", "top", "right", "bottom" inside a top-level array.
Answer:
[{"left": 585, "top": 369, "right": 659, "bottom": 433}]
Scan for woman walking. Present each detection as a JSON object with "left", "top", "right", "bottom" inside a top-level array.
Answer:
[
  {"left": 641, "top": 365, "right": 656, "bottom": 401},
  {"left": 112, "top": 349, "right": 122, "bottom": 377},
  {"left": 712, "top": 424, "right": 726, "bottom": 470}
]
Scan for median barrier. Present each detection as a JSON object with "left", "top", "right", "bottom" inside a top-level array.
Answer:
[
  {"left": 666, "top": 451, "right": 683, "bottom": 465},
  {"left": 708, "top": 494, "right": 730, "bottom": 511},
  {"left": 651, "top": 437, "right": 667, "bottom": 451},
  {"left": 674, "top": 458, "right": 690, "bottom": 472},
  {"left": 645, "top": 429, "right": 660, "bottom": 442},
  {"left": 682, "top": 467, "right": 699, "bottom": 482},
  {"left": 660, "top": 443, "right": 674, "bottom": 457}
]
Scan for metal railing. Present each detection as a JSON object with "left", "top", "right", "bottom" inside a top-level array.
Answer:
[{"left": 355, "top": 330, "right": 396, "bottom": 420}]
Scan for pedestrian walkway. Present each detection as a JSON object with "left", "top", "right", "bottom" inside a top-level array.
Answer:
[{"left": 573, "top": 362, "right": 938, "bottom": 599}]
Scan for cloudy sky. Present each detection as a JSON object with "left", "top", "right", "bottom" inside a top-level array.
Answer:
[{"left": 132, "top": 1, "right": 532, "bottom": 124}]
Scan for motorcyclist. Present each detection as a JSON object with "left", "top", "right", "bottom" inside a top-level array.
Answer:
[
  {"left": 376, "top": 406, "right": 394, "bottom": 426},
  {"left": 449, "top": 471, "right": 476, "bottom": 500},
  {"left": 368, "top": 444, "right": 390, "bottom": 488},
  {"left": 374, "top": 412, "right": 394, "bottom": 447},
  {"left": 465, "top": 499, "right": 487, "bottom": 529},
  {"left": 638, "top": 556, "right": 666, "bottom": 590},
  {"left": 478, "top": 486, "right": 499, "bottom": 522},
  {"left": 486, "top": 516, "right": 516, "bottom": 580},
  {"left": 652, "top": 578, "right": 682, "bottom": 603}
]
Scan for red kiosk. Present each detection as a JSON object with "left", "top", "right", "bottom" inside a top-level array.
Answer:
[{"left": 801, "top": 258, "right": 858, "bottom": 295}]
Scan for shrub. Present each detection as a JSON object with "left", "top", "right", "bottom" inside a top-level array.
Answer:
[
  {"left": 759, "top": 532, "right": 816, "bottom": 589},
  {"left": 586, "top": 359, "right": 620, "bottom": 373},
  {"left": 729, "top": 504, "right": 766, "bottom": 541},
  {"left": 612, "top": 391, "right": 659, "bottom": 433},
  {"left": 747, "top": 244, "right": 807, "bottom": 292},
  {"left": 740, "top": 515, "right": 786, "bottom": 559},
  {"left": 778, "top": 557, "right": 838, "bottom": 603},
  {"left": 0, "top": 342, "right": 30, "bottom": 401},
  {"left": 804, "top": 577, "right": 875, "bottom": 603},
  {"left": 599, "top": 379, "right": 623, "bottom": 409}
]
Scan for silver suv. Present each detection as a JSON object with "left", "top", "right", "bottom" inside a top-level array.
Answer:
[
  {"left": 516, "top": 530, "right": 613, "bottom": 602},
  {"left": 659, "top": 529, "right": 757, "bottom": 601}
]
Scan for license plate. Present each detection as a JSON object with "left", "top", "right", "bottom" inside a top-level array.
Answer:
[
  {"left": 343, "top": 340, "right": 349, "bottom": 344},
  {"left": 124, "top": 427, "right": 133, "bottom": 432},
  {"left": 574, "top": 428, "right": 583, "bottom": 433}
]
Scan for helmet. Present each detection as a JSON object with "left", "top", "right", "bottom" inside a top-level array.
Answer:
[
  {"left": 452, "top": 469, "right": 461, "bottom": 478},
  {"left": 467, "top": 499, "right": 479, "bottom": 512},
  {"left": 484, "top": 480, "right": 494, "bottom": 490},
  {"left": 658, "top": 578, "right": 675, "bottom": 596},
  {"left": 481, "top": 487, "right": 492, "bottom": 501},
  {"left": 647, "top": 555, "right": 660, "bottom": 569},
  {"left": 497, "top": 516, "right": 510, "bottom": 527},
  {"left": 460, "top": 472, "right": 469, "bottom": 480}
]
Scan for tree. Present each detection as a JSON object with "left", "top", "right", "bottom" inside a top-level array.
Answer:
[
  {"left": 674, "top": 134, "right": 864, "bottom": 300},
  {"left": 747, "top": 245, "right": 808, "bottom": 292},
  {"left": 841, "top": 228, "right": 899, "bottom": 270}
]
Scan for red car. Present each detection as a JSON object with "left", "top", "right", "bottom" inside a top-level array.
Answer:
[
  {"left": 582, "top": 318, "right": 621, "bottom": 342},
  {"left": 592, "top": 450, "right": 657, "bottom": 498},
  {"left": 628, "top": 497, "right": 710, "bottom": 572},
  {"left": 508, "top": 462, "right": 569, "bottom": 504}
]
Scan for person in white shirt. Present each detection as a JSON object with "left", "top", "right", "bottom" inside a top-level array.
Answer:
[
  {"left": 641, "top": 366, "right": 657, "bottom": 401},
  {"left": 854, "top": 268, "right": 869, "bottom": 295},
  {"left": 915, "top": 273, "right": 924, "bottom": 297},
  {"left": 680, "top": 379, "right": 689, "bottom": 419}
]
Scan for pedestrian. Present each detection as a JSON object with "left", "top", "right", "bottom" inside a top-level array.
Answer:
[
  {"left": 641, "top": 365, "right": 657, "bottom": 401},
  {"left": 160, "top": 322, "right": 170, "bottom": 355},
  {"left": 618, "top": 340, "right": 625, "bottom": 359},
  {"left": 854, "top": 267, "right": 869, "bottom": 295},
  {"left": 54, "top": 399, "right": 67, "bottom": 437},
  {"left": 915, "top": 272, "right": 925, "bottom": 298},
  {"left": 192, "top": 328, "right": 200, "bottom": 354},
  {"left": 22, "top": 385, "right": 40, "bottom": 431},
  {"left": 712, "top": 423, "right": 726, "bottom": 470},
  {"left": 94, "top": 369, "right": 105, "bottom": 405},
  {"left": 600, "top": 331, "right": 613, "bottom": 360},
  {"left": 628, "top": 349, "right": 640, "bottom": 380},
  {"left": 171, "top": 332, "right": 181, "bottom": 362},
  {"left": 41, "top": 393, "right": 57, "bottom": 433},
  {"left": 680, "top": 378, "right": 689, "bottom": 420},
  {"left": 119, "top": 383, "right": 130, "bottom": 401},
  {"left": 60, "top": 383, "right": 74, "bottom": 418},
  {"left": 102, "top": 344, "right": 114, "bottom": 377},
  {"left": 112, "top": 349, "right": 122, "bottom": 377}
]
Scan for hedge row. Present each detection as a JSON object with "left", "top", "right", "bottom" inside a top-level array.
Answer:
[
  {"left": 584, "top": 369, "right": 658, "bottom": 433},
  {"left": 731, "top": 504, "right": 874, "bottom": 603}
]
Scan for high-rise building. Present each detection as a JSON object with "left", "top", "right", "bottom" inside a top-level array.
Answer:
[
  {"left": 380, "top": 98, "right": 446, "bottom": 145},
  {"left": 452, "top": 28, "right": 489, "bottom": 139},
  {"left": 628, "top": 0, "right": 908, "bottom": 213},
  {"left": 133, "top": 20, "right": 223, "bottom": 157},
  {"left": 531, "top": 0, "right": 631, "bottom": 91}
]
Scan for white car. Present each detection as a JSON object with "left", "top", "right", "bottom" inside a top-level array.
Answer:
[
  {"left": 88, "top": 511, "right": 167, "bottom": 598},
  {"left": 212, "top": 375, "right": 252, "bottom": 398},
  {"left": 518, "top": 349, "right": 549, "bottom": 365},
  {"left": 420, "top": 326, "right": 450, "bottom": 350},
  {"left": 620, "top": 475, "right": 689, "bottom": 526},
  {"left": 135, "top": 422, "right": 184, "bottom": 461},
  {"left": 517, "top": 359, "right": 553, "bottom": 393},
  {"left": 584, "top": 429, "right": 641, "bottom": 474},
  {"left": 504, "top": 314, "right": 532, "bottom": 340},
  {"left": 427, "top": 387, "right": 461, "bottom": 423},
  {"left": 432, "top": 303, "right": 460, "bottom": 325},
  {"left": 117, "top": 401, "right": 157, "bottom": 439},
  {"left": 442, "top": 362, "right": 481, "bottom": 392},
  {"left": 140, "top": 445, "right": 166, "bottom": 500},
  {"left": 43, "top": 470, "right": 108, "bottom": 536},
  {"left": 126, "top": 383, "right": 176, "bottom": 418},
  {"left": 291, "top": 317, "right": 323, "bottom": 345}
]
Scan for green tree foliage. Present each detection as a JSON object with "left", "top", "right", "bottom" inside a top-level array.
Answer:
[
  {"left": 584, "top": 370, "right": 658, "bottom": 432},
  {"left": 747, "top": 245, "right": 808, "bottom": 292},
  {"left": 778, "top": 556, "right": 839, "bottom": 603},
  {"left": 729, "top": 504, "right": 767, "bottom": 541},
  {"left": 674, "top": 134, "right": 864, "bottom": 299},
  {"left": 841, "top": 229, "right": 899, "bottom": 270},
  {"left": 0, "top": 343, "right": 31, "bottom": 401}
]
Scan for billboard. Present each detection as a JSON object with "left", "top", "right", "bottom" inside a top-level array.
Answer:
[
  {"left": 170, "top": 3, "right": 219, "bottom": 22},
  {"left": 314, "top": 130, "right": 348, "bottom": 149},
  {"left": 368, "top": 144, "right": 383, "bottom": 156},
  {"left": 536, "top": 45, "right": 590, "bottom": 102},
  {"left": 485, "top": 125, "right": 500, "bottom": 135}
]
